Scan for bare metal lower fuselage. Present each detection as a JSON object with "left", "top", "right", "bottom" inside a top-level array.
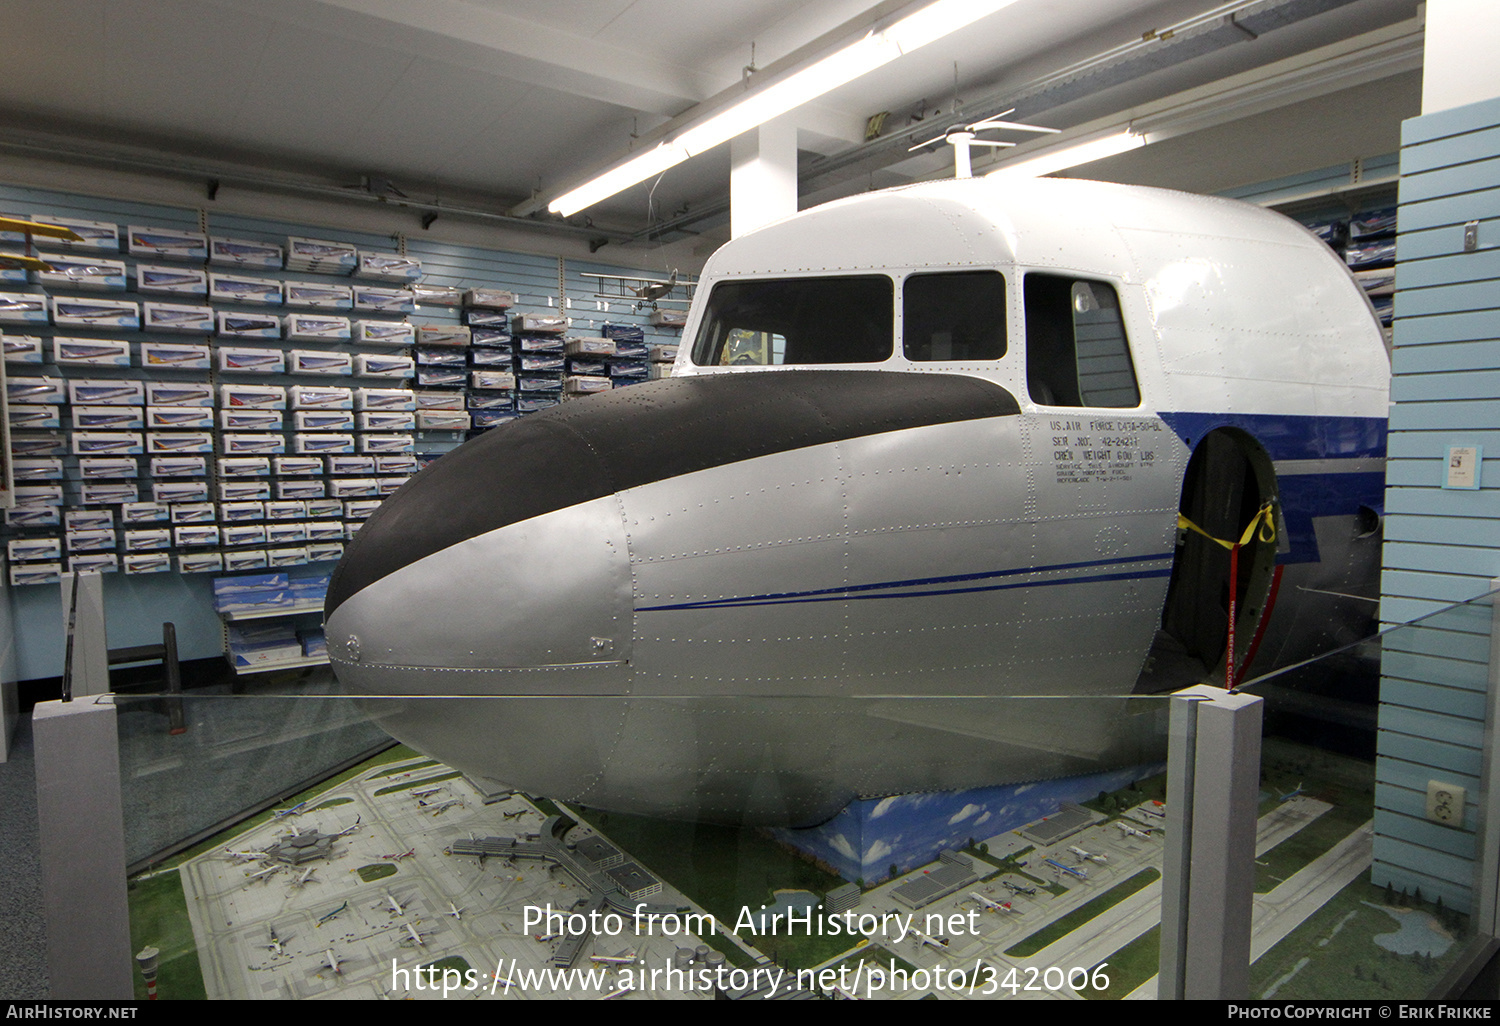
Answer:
[{"left": 327, "top": 378, "right": 1381, "bottom": 825}]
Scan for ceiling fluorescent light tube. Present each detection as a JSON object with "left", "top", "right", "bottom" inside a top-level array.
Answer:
[
  {"left": 986, "top": 130, "right": 1145, "bottom": 179},
  {"left": 890, "top": 0, "right": 1013, "bottom": 52},
  {"left": 549, "top": 0, "right": 1020, "bottom": 216},
  {"left": 676, "top": 36, "right": 897, "bottom": 156},
  {"left": 550, "top": 144, "right": 685, "bottom": 217}
]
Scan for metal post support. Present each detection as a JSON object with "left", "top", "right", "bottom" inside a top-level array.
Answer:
[
  {"left": 0, "top": 673, "right": 14, "bottom": 763},
  {"left": 33, "top": 698, "right": 133, "bottom": 998},
  {"left": 60, "top": 572, "right": 108, "bottom": 697},
  {"left": 1158, "top": 688, "right": 1199, "bottom": 999},
  {"left": 1158, "top": 683, "right": 1263, "bottom": 1000},
  {"left": 164, "top": 621, "right": 184, "bottom": 735}
]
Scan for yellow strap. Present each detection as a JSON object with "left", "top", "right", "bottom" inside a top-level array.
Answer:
[{"left": 1178, "top": 501, "right": 1276, "bottom": 551}]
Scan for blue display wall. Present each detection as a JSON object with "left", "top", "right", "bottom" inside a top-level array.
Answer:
[
  {"left": 0, "top": 181, "right": 688, "bottom": 681},
  {"left": 1374, "top": 93, "right": 1500, "bottom": 913}
]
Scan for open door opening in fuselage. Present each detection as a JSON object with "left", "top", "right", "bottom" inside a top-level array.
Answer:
[{"left": 1136, "top": 428, "right": 1279, "bottom": 692}]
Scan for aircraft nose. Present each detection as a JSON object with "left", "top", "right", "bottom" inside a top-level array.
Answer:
[
  {"left": 325, "top": 495, "right": 634, "bottom": 689},
  {"left": 323, "top": 413, "right": 635, "bottom": 690},
  {"left": 324, "top": 370, "right": 1020, "bottom": 691},
  {"left": 321, "top": 370, "right": 1023, "bottom": 815},
  {"left": 324, "top": 397, "right": 633, "bottom": 623}
]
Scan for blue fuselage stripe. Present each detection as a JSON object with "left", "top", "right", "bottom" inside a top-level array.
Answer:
[
  {"left": 638, "top": 552, "right": 1175, "bottom": 612},
  {"left": 1158, "top": 411, "right": 1387, "bottom": 565}
]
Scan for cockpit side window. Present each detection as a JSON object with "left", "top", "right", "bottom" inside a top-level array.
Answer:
[
  {"left": 690, "top": 276, "right": 893, "bottom": 366},
  {"left": 1024, "top": 274, "right": 1140, "bottom": 408},
  {"left": 902, "top": 271, "right": 1006, "bottom": 361}
]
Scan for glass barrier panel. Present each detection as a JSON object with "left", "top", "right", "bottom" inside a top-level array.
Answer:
[
  {"left": 97, "top": 589, "right": 1500, "bottom": 999},
  {"left": 1237, "top": 589, "right": 1498, "bottom": 1000},
  {"left": 115, "top": 691, "right": 1179, "bottom": 1000},
  {"left": 116, "top": 677, "right": 390, "bottom": 870}
]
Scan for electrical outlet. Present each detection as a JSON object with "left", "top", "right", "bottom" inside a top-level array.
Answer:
[{"left": 1426, "top": 781, "right": 1465, "bottom": 826}]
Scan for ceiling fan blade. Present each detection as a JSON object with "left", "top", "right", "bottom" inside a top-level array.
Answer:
[
  {"left": 968, "top": 117, "right": 1061, "bottom": 135},
  {"left": 907, "top": 131, "right": 950, "bottom": 152},
  {"left": 967, "top": 139, "right": 1017, "bottom": 148}
]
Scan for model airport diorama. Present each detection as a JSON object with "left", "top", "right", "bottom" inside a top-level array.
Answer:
[
  {"left": 130, "top": 177, "right": 1428, "bottom": 997},
  {"left": 130, "top": 737, "right": 1463, "bottom": 1000}
]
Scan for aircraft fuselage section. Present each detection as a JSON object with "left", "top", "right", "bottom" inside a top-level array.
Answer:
[
  {"left": 326, "top": 177, "right": 1389, "bottom": 825},
  {"left": 330, "top": 380, "right": 1187, "bottom": 823}
]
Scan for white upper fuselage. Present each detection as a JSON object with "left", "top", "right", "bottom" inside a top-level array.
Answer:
[{"left": 675, "top": 176, "right": 1386, "bottom": 423}]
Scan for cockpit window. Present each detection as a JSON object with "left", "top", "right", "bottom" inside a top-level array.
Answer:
[
  {"left": 691, "top": 276, "right": 893, "bottom": 366},
  {"left": 903, "top": 270, "right": 1006, "bottom": 361},
  {"left": 1024, "top": 274, "right": 1140, "bottom": 408}
]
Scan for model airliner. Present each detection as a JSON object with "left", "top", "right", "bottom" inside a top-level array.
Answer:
[{"left": 325, "top": 177, "right": 1388, "bottom": 827}]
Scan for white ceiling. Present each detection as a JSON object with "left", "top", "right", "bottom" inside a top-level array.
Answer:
[{"left": 0, "top": 0, "right": 1424, "bottom": 249}]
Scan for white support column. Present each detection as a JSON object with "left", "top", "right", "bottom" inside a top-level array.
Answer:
[
  {"left": 1422, "top": 1, "right": 1500, "bottom": 115},
  {"left": 730, "top": 114, "right": 798, "bottom": 239},
  {"left": 1159, "top": 683, "right": 1263, "bottom": 1000},
  {"left": 34, "top": 698, "right": 133, "bottom": 998}
]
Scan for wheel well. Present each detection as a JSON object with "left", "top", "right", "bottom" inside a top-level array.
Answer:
[{"left": 1157, "top": 427, "right": 1280, "bottom": 683}]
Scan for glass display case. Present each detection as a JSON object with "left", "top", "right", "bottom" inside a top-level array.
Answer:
[{"left": 42, "top": 588, "right": 1486, "bottom": 1000}]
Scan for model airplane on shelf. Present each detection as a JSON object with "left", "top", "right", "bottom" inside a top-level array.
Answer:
[
  {"left": 590, "top": 952, "right": 639, "bottom": 965},
  {"left": 912, "top": 929, "right": 950, "bottom": 951},
  {"left": 326, "top": 176, "right": 1388, "bottom": 827},
  {"left": 1046, "top": 857, "right": 1089, "bottom": 881},
  {"left": 224, "top": 848, "right": 270, "bottom": 862}
]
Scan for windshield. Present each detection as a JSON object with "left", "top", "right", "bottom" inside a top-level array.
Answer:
[{"left": 691, "top": 275, "right": 893, "bottom": 366}]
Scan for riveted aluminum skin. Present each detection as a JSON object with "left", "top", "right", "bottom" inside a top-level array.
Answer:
[
  {"left": 328, "top": 411, "right": 1174, "bottom": 825},
  {"left": 328, "top": 494, "right": 634, "bottom": 688}
]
